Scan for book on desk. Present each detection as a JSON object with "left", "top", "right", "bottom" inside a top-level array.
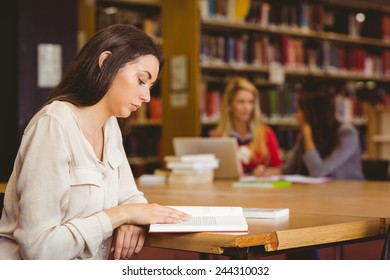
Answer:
[
  {"left": 233, "top": 174, "right": 331, "bottom": 188},
  {"left": 149, "top": 206, "right": 248, "bottom": 233},
  {"left": 149, "top": 206, "right": 290, "bottom": 233}
]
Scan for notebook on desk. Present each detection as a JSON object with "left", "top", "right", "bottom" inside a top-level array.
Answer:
[{"left": 173, "top": 137, "right": 242, "bottom": 179}]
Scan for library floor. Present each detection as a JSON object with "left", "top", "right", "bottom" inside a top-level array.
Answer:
[{"left": 132, "top": 239, "right": 384, "bottom": 260}]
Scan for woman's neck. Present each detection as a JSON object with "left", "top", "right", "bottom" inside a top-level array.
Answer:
[
  {"left": 72, "top": 103, "right": 108, "bottom": 133},
  {"left": 66, "top": 102, "right": 109, "bottom": 161},
  {"left": 232, "top": 119, "right": 250, "bottom": 139}
]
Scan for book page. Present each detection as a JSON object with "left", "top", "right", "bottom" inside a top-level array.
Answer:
[
  {"left": 149, "top": 206, "right": 248, "bottom": 233},
  {"left": 281, "top": 175, "right": 331, "bottom": 184},
  {"left": 239, "top": 175, "right": 282, "bottom": 182},
  {"left": 168, "top": 206, "right": 244, "bottom": 217},
  {"left": 149, "top": 216, "right": 248, "bottom": 233}
]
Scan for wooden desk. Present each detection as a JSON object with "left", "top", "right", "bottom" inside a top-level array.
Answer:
[
  {"left": 139, "top": 180, "right": 390, "bottom": 218},
  {"left": 139, "top": 180, "right": 390, "bottom": 258},
  {"left": 1, "top": 180, "right": 388, "bottom": 258}
]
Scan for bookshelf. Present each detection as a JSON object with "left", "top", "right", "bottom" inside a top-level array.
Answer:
[
  {"left": 366, "top": 105, "right": 390, "bottom": 161},
  {"left": 160, "top": 0, "right": 390, "bottom": 158},
  {"left": 95, "top": 0, "right": 163, "bottom": 176}
]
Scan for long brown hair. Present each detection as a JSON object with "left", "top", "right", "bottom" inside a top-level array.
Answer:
[
  {"left": 43, "top": 24, "right": 164, "bottom": 107},
  {"left": 298, "top": 90, "right": 341, "bottom": 158},
  {"left": 42, "top": 24, "right": 164, "bottom": 138},
  {"left": 214, "top": 76, "right": 268, "bottom": 158}
]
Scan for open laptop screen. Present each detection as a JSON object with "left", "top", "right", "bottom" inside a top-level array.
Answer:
[{"left": 173, "top": 137, "right": 242, "bottom": 179}]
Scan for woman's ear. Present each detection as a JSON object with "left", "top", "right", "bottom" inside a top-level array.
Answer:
[{"left": 98, "top": 51, "right": 112, "bottom": 69}]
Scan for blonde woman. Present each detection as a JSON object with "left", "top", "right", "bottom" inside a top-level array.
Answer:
[{"left": 210, "top": 77, "right": 282, "bottom": 176}]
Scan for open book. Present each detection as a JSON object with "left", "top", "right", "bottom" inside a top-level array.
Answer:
[{"left": 149, "top": 206, "right": 248, "bottom": 233}]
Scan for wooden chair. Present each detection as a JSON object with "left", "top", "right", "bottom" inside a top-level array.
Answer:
[
  {"left": 362, "top": 159, "right": 389, "bottom": 181},
  {"left": 335, "top": 159, "right": 389, "bottom": 259},
  {"left": 382, "top": 225, "right": 390, "bottom": 260}
]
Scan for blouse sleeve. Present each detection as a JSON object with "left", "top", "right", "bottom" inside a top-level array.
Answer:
[
  {"left": 265, "top": 127, "right": 282, "bottom": 167},
  {"left": 14, "top": 115, "right": 112, "bottom": 260},
  {"left": 303, "top": 124, "right": 360, "bottom": 177}
]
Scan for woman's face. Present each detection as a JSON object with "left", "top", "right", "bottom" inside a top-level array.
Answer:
[
  {"left": 229, "top": 89, "right": 255, "bottom": 123},
  {"left": 104, "top": 54, "right": 159, "bottom": 118}
]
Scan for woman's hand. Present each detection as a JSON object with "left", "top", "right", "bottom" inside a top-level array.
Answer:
[
  {"left": 105, "top": 203, "right": 191, "bottom": 230},
  {"left": 301, "top": 123, "right": 315, "bottom": 152},
  {"left": 110, "top": 225, "right": 146, "bottom": 260},
  {"left": 124, "top": 203, "right": 191, "bottom": 225},
  {"left": 253, "top": 165, "right": 282, "bottom": 177}
]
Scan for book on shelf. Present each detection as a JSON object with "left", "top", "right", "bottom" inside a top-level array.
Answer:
[
  {"left": 206, "top": 89, "right": 222, "bottom": 119},
  {"left": 149, "top": 97, "right": 162, "bottom": 121},
  {"left": 383, "top": 15, "right": 390, "bottom": 42},
  {"left": 243, "top": 207, "right": 290, "bottom": 219},
  {"left": 149, "top": 206, "right": 248, "bottom": 233}
]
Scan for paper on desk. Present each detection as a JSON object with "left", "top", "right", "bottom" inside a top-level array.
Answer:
[{"left": 239, "top": 174, "right": 331, "bottom": 184}]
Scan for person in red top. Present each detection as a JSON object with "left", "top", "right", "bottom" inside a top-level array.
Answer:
[{"left": 210, "top": 77, "right": 282, "bottom": 176}]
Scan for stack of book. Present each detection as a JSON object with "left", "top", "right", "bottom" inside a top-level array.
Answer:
[{"left": 164, "top": 154, "right": 219, "bottom": 184}]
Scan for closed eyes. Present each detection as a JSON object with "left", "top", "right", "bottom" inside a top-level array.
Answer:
[{"left": 139, "top": 78, "right": 156, "bottom": 90}]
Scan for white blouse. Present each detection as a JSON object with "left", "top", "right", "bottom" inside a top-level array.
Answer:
[{"left": 0, "top": 101, "right": 147, "bottom": 259}]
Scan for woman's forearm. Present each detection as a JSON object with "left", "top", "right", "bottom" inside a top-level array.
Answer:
[
  {"left": 302, "top": 124, "right": 315, "bottom": 152},
  {"left": 104, "top": 204, "right": 128, "bottom": 230}
]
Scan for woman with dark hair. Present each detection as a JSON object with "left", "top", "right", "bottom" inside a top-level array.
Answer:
[
  {"left": 264, "top": 85, "right": 364, "bottom": 180},
  {"left": 282, "top": 86, "right": 364, "bottom": 260},
  {"left": 0, "top": 24, "right": 190, "bottom": 260},
  {"left": 281, "top": 90, "right": 364, "bottom": 180}
]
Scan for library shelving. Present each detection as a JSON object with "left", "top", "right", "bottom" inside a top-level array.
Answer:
[
  {"left": 160, "top": 0, "right": 390, "bottom": 157},
  {"left": 366, "top": 104, "right": 390, "bottom": 161}
]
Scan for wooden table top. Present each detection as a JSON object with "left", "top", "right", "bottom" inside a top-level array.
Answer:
[
  {"left": 139, "top": 180, "right": 390, "bottom": 256},
  {"left": 2, "top": 180, "right": 389, "bottom": 256},
  {"left": 138, "top": 180, "right": 390, "bottom": 218}
]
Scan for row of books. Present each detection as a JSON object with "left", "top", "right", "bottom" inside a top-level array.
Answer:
[
  {"left": 199, "top": 84, "right": 369, "bottom": 125},
  {"left": 200, "top": 0, "right": 390, "bottom": 40},
  {"left": 201, "top": 33, "right": 390, "bottom": 76},
  {"left": 259, "top": 86, "right": 297, "bottom": 120},
  {"left": 123, "top": 128, "right": 162, "bottom": 160},
  {"left": 97, "top": 6, "right": 161, "bottom": 39}
]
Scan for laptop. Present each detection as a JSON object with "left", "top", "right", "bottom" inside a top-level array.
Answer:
[{"left": 173, "top": 137, "right": 242, "bottom": 179}]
